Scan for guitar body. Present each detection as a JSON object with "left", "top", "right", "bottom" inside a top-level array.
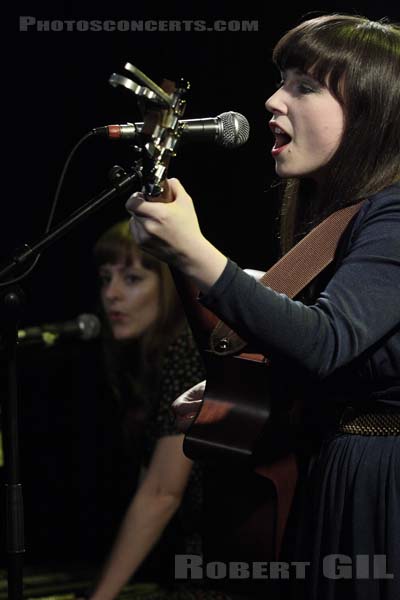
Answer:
[
  {"left": 172, "top": 272, "right": 299, "bottom": 570},
  {"left": 179, "top": 352, "right": 300, "bottom": 596},
  {"left": 184, "top": 351, "right": 298, "bottom": 465},
  {"left": 184, "top": 352, "right": 271, "bottom": 462},
  {"left": 181, "top": 348, "right": 299, "bottom": 583}
]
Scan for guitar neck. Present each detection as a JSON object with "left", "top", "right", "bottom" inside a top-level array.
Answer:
[
  {"left": 170, "top": 266, "right": 219, "bottom": 351},
  {"left": 147, "top": 179, "right": 218, "bottom": 351}
]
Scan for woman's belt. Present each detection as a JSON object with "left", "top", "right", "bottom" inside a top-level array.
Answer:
[{"left": 338, "top": 406, "right": 400, "bottom": 436}]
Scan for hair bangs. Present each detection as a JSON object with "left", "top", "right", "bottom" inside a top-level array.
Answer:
[
  {"left": 94, "top": 221, "right": 136, "bottom": 268},
  {"left": 272, "top": 28, "right": 332, "bottom": 84},
  {"left": 94, "top": 237, "right": 132, "bottom": 268},
  {"left": 93, "top": 220, "right": 164, "bottom": 275},
  {"left": 272, "top": 16, "right": 369, "bottom": 100}
]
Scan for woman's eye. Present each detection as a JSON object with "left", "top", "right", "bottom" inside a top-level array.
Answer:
[
  {"left": 274, "top": 78, "right": 316, "bottom": 94},
  {"left": 298, "top": 82, "right": 317, "bottom": 94},
  {"left": 99, "top": 274, "right": 111, "bottom": 285},
  {"left": 125, "top": 274, "right": 140, "bottom": 284}
]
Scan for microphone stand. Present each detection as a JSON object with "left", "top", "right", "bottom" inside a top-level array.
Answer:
[
  {"left": 0, "top": 164, "right": 141, "bottom": 599},
  {"left": 1, "top": 285, "right": 25, "bottom": 600}
]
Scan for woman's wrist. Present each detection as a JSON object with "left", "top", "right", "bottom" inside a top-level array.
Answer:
[{"left": 181, "top": 236, "right": 228, "bottom": 293}]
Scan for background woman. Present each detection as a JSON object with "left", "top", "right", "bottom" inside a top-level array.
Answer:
[{"left": 87, "top": 220, "right": 206, "bottom": 599}]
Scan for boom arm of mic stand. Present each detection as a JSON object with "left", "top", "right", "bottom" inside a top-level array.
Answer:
[{"left": 0, "top": 165, "right": 142, "bottom": 281}]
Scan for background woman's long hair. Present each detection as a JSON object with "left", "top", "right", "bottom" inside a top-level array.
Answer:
[
  {"left": 93, "top": 220, "right": 186, "bottom": 450},
  {"left": 272, "top": 14, "right": 400, "bottom": 252}
]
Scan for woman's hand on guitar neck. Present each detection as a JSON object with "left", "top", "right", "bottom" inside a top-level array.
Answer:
[
  {"left": 171, "top": 380, "right": 206, "bottom": 433},
  {"left": 125, "top": 178, "right": 228, "bottom": 294}
]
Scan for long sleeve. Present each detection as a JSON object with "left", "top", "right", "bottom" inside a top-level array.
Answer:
[{"left": 200, "top": 185, "right": 400, "bottom": 382}]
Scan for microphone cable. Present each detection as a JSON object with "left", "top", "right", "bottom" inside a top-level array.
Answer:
[{"left": 0, "top": 130, "right": 95, "bottom": 287}]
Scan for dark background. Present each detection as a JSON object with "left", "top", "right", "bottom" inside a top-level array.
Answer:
[{"left": 1, "top": 0, "right": 398, "bottom": 577}]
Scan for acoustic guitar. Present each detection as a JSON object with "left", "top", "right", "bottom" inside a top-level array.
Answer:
[{"left": 109, "top": 65, "right": 299, "bottom": 587}]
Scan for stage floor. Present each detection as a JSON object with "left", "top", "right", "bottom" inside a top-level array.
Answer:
[{"left": 0, "top": 565, "right": 168, "bottom": 600}]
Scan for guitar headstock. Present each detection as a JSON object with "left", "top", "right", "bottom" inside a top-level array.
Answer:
[{"left": 109, "top": 63, "right": 189, "bottom": 198}]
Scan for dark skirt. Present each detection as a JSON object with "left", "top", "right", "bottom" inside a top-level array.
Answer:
[{"left": 291, "top": 433, "right": 400, "bottom": 600}]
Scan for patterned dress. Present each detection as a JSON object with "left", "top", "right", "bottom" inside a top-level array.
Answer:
[
  {"left": 134, "top": 325, "right": 234, "bottom": 599},
  {"left": 142, "top": 324, "right": 205, "bottom": 558}
]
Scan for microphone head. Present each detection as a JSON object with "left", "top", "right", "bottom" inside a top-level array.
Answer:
[
  {"left": 77, "top": 313, "right": 101, "bottom": 341},
  {"left": 217, "top": 111, "right": 250, "bottom": 149}
]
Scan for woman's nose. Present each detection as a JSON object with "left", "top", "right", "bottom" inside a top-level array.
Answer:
[
  {"left": 265, "top": 88, "right": 287, "bottom": 115},
  {"left": 104, "top": 277, "right": 123, "bottom": 300}
]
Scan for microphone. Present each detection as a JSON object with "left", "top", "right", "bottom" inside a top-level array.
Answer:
[
  {"left": 17, "top": 313, "right": 101, "bottom": 347},
  {"left": 93, "top": 111, "right": 250, "bottom": 149}
]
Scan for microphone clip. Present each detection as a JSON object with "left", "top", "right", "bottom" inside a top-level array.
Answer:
[{"left": 107, "top": 62, "right": 190, "bottom": 197}]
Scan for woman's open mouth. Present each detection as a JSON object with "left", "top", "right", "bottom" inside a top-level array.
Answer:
[{"left": 270, "top": 123, "right": 292, "bottom": 156}]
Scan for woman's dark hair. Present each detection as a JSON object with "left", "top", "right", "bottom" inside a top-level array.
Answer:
[
  {"left": 272, "top": 14, "right": 400, "bottom": 251},
  {"left": 93, "top": 220, "right": 185, "bottom": 450}
]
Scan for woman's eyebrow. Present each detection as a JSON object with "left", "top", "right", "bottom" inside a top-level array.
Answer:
[
  {"left": 293, "top": 68, "right": 319, "bottom": 82},
  {"left": 281, "top": 68, "right": 319, "bottom": 81}
]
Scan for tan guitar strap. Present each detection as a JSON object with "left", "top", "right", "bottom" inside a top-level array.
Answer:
[
  {"left": 210, "top": 200, "right": 365, "bottom": 356},
  {"left": 208, "top": 200, "right": 364, "bottom": 559}
]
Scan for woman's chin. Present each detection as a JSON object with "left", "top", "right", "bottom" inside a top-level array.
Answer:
[{"left": 111, "top": 326, "right": 138, "bottom": 342}]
